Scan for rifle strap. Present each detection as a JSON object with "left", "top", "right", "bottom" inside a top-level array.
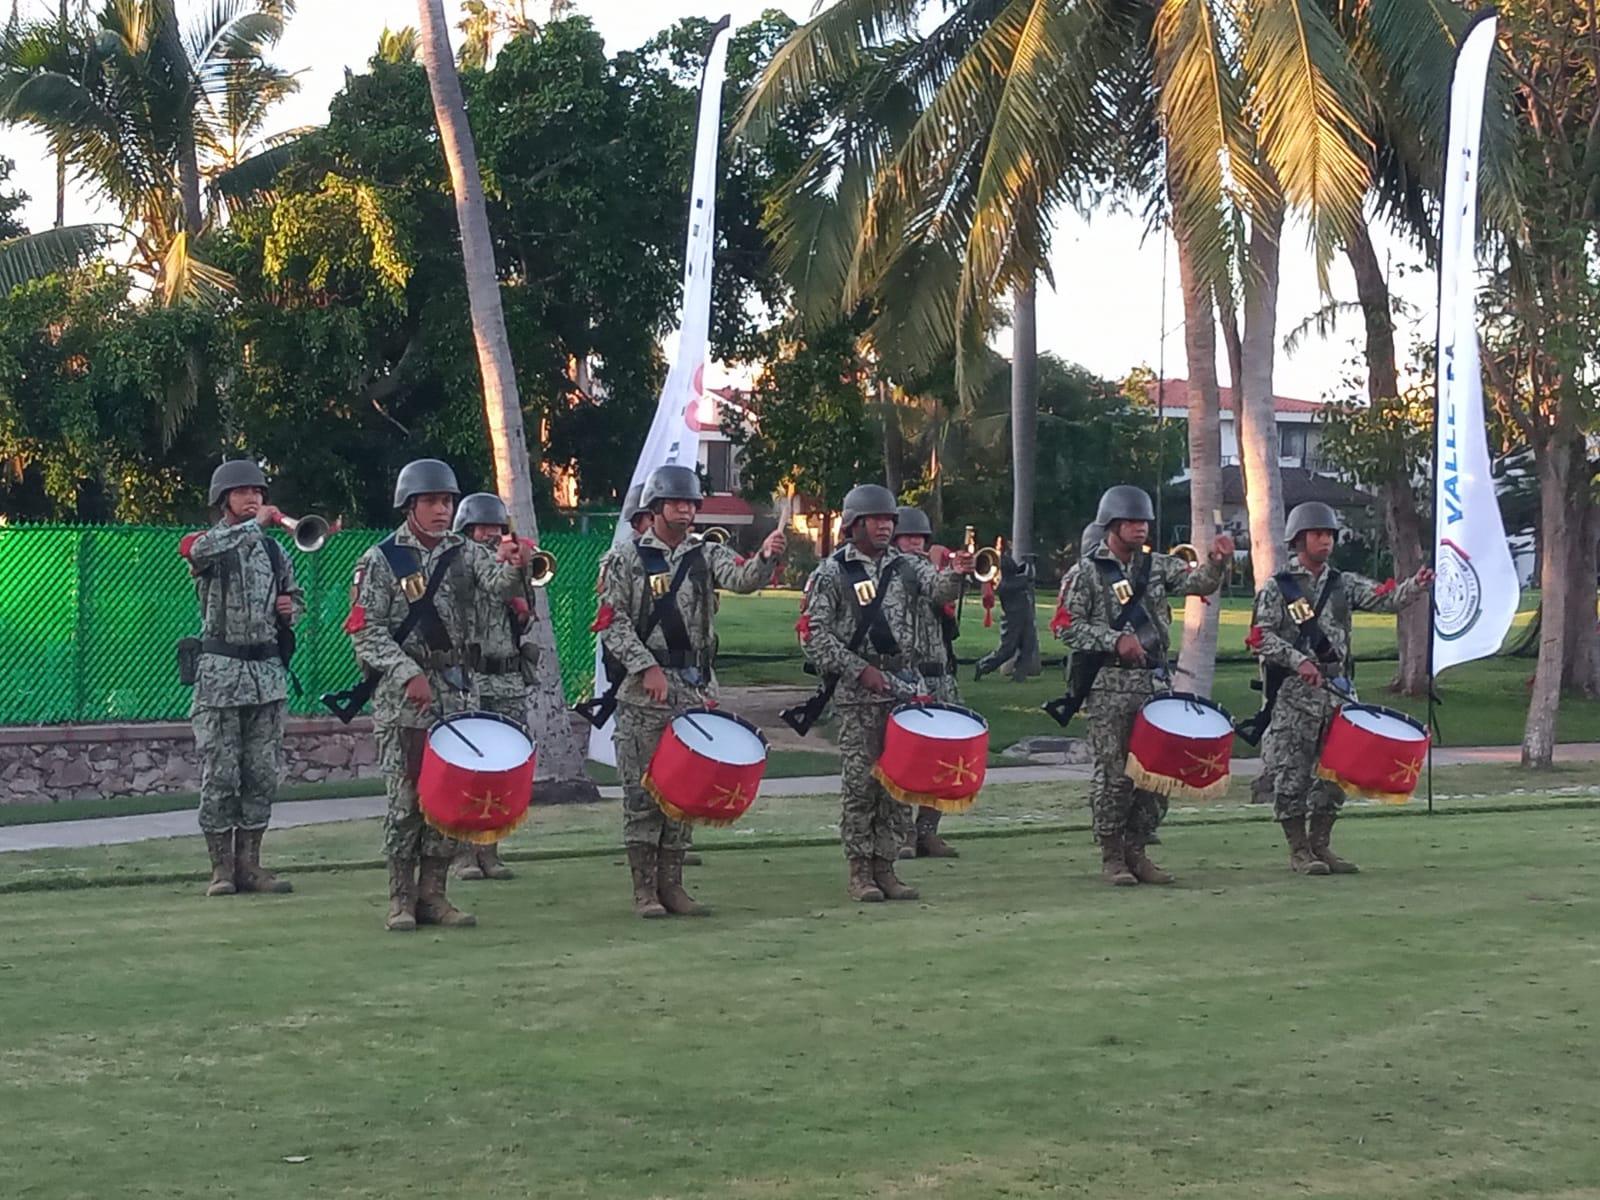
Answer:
[
  {"left": 837, "top": 549, "right": 903, "bottom": 658},
  {"left": 1275, "top": 569, "right": 1342, "bottom": 664},
  {"left": 377, "top": 536, "right": 465, "bottom": 656},
  {"left": 636, "top": 543, "right": 705, "bottom": 660},
  {"left": 1093, "top": 548, "right": 1159, "bottom": 649}
]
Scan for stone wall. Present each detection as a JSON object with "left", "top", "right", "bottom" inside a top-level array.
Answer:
[{"left": 0, "top": 716, "right": 380, "bottom": 804}]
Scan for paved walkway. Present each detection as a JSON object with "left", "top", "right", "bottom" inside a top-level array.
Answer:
[{"left": 4, "top": 744, "right": 1597, "bottom": 854}]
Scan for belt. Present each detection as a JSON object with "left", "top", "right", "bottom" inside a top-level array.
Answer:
[
  {"left": 409, "top": 648, "right": 472, "bottom": 672},
  {"left": 918, "top": 661, "right": 948, "bottom": 678},
  {"left": 652, "top": 648, "right": 711, "bottom": 673},
  {"left": 479, "top": 654, "right": 521, "bottom": 675},
  {"left": 201, "top": 639, "right": 277, "bottom": 662}
]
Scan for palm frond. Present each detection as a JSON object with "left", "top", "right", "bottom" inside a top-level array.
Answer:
[
  {"left": 158, "top": 229, "right": 235, "bottom": 306},
  {"left": 0, "top": 223, "right": 110, "bottom": 290},
  {"left": 207, "top": 133, "right": 303, "bottom": 212}
]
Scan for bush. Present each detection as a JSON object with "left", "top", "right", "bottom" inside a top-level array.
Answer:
[{"left": 779, "top": 528, "right": 819, "bottom": 588}]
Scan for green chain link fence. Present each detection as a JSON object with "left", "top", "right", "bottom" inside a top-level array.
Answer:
[{"left": 0, "top": 524, "right": 615, "bottom": 725}]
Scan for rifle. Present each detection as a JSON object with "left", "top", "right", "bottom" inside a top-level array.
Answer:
[{"left": 573, "top": 549, "right": 700, "bottom": 730}]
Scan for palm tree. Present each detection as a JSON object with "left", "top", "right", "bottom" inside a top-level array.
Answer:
[
  {"left": 414, "top": 0, "right": 596, "bottom": 803},
  {"left": 0, "top": 221, "right": 104, "bottom": 291}
]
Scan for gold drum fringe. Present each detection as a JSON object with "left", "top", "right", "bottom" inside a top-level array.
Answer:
[
  {"left": 424, "top": 805, "right": 531, "bottom": 846},
  {"left": 871, "top": 765, "right": 980, "bottom": 813},
  {"left": 643, "top": 772, "right": 746, "bottom": 827},
  {"left": 1125, "top": 752, "right": 1231, "bottom": 802},
  {"left": 1315, "top": 765, "right": 1415, "bottom": 805}
]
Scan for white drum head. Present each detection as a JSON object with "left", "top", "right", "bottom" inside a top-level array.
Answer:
[
  {"left": 891, "top": 705, "right": 987, "bottom": 740},
  {"left": 1140, "top": 696, "right": 1232, "bottom": 739},
  {"left": 429, "top": 715, "right": 533, "bottom": 771},
  {"left": 1343, "top": 706, "right": 1427, "bottom": 742},
  {"left": 672, "top": 711, "right": 767, "bottom": 766}
]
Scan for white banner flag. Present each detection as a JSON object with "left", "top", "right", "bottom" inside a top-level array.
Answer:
[
  {"left": 587, "top": 16, "right": 732, "bottom": 765},
  {"left": 1433, "top": 12, "right": 1518, "bottom": 676}
]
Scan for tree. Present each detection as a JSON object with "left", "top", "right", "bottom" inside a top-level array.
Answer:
[{"left": 415, "top": 0, "right": 595, "bottom": 802}]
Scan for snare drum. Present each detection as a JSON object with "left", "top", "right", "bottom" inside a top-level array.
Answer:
[
  {"left": 1126, "top": 693, "right": 1234, "bottom": 800},
  {"left": 873, "top": 703, "right": 989, "bottom": 812},
  {"left": 644, "top": 707, "right": 769, "bottom": 826},
  {"left": 1317, "top": 704, "right": 1429, "bottom": 803},
  {"left": 418, "top": 711, "right": 536, "bottom": 843}
]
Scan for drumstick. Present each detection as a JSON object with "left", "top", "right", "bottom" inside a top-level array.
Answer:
[
  {"left": 681, "top": 711, "right": 713, "bottom": 741},
  {"left": 441, "top": 717, "right": 485, "bottom": 758}
]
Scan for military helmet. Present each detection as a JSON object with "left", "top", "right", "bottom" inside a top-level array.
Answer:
[
  {"left": 453, "top": 492, "right": 509, "bottom": 532},
  {"left": 840, "top": 484, "right": 898, "bottom": 534},
  {"left": 1080, "top": 522, "right": 1105, "bottom": 557},
  {"left": 641, "top": 464, "right": 703, "bottom": 510},
  {"left": 1285, "top": 501, "right": 1340, "bottom": 545},
  {"left": 1094, "top": 485, "right": 1155, "bottom": 526},
  {"left": 623, "top": 483, "right": 648, "bottom": 523},
  {"left": 208, "top": 459, "right": 268, "bottom": 506},
  {"left": 893, "top": 506, "right": 933, "bottom": 539},
  {"left": 392, "top": 458, "right": 460, "bottom": 508}
]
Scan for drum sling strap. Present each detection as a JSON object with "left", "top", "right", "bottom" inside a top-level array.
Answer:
[
  {"left": 574, "top": 544, "right": 704, "bottom": 728},
  {"left": 319, "top": 539, "right": 464, "bottom": 723},
  {"left": 1044, "top": 549, "right": 1155, "bottom": 726},
  {"left": 780, "top": 556, "right": 904, "bottom": 736},
  {"left": 1235, "top": 569, "right": 1343, "bottom": 746}
]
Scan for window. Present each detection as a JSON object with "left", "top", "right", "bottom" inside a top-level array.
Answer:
[
  {"left": 704, "top": 441, "right": 733, "bottom": 493},
  {"left": 1279, "top": 424, "right": 1308, "bottom": 462}
]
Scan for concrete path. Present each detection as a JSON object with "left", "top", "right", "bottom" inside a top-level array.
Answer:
[{"left": 4, "top": 744, "right": 1597, "bottom": 854}]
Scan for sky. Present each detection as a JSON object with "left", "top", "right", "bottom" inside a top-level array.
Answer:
[{"left": 2, "top": 0, "right": 1439, "bottom": 404}]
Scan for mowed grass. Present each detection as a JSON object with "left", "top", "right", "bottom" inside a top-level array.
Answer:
[{"left": 2, "top": 803, "right": 1598, "bottom": 1198}]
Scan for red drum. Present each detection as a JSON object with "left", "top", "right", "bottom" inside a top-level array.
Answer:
[
  {"left": 1317, "top": 704, "right": 1430, "bottom": 803},
  {"left": 874, "top": 703, "right": 989, "bottom": 813},
  {"left": 418, "top": 711, "right": 535, "bottom": 844},
  {"left": 644, "top": 708, "right": 768, "bottom": 826},
  {"left": 1126, "top": 693, "right": 1234, "bottom": 801}
]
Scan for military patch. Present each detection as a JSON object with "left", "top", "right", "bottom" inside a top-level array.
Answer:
[
  {"left": 401, "top": 571, "right": 428, "bottom": 602},
  {"left": 1112, "top": 579, "right": 1134, "bottom": 606},
  {"left": 852, "top": 578, "right": 877, "bottom": 605},
  {"left": 1288, "top": 597, "right": 1316, "bottom": 625},
  {"left": 649, "top": 572, "right": 672, "bottom": 599}
]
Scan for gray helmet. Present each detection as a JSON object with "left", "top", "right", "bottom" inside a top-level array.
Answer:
[
  {"left": 453, "top": 492, "right": 509, "bottom": 533},
  {"left": 640, "top": 464, "right": 703, "bottom": 510},
  {"left": 893, "top": 506, "right": 933, "bottom": 539},
  {"left": 392, "top": 458, "right": 460, "bottom": 508},
  {"left": 1080, "top": 522, "right": 1105, "bottom": 557},
  {"left": 623, "top": 483, "right": 647, "bottom": 523},
  {"left": 1094, "top": 485, "right": 1155, "bottom": 526},
  {"left": 208, "top": 459, "right": 268, "bottom": 506},
  {"left": 1285, "top": 501, "right": 1339, "bottom": 545},
  {"left": 840, "top": 484, "right": 898, "bottom": 534}
]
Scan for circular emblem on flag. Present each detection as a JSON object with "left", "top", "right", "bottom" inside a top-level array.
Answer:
[{"left": 1434, "top": 539, "right": 1482, "bottom": 641}]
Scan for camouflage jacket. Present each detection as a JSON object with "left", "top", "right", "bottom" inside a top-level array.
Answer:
[
  {"left": 1249, "top": 556, "right": 1422, "bottom": 711},
  {"left": 906, "top": 552, "right": 962, "bottom": 703},
  {"left": 1061, "top": 541, "right": 1226, "bottom": 694},
  {"left": 597, "top": 531, "right": 773, "bottom": 709},
  {"left": 184, "top": 519, "right": 304, "bottom": 711},
  {"left": 468, "top": 560, "right": 539, "bottom": 702},
  {"left": 801, "top": 545, "right": 964, "bottom": 707},
  {"left": 349, "top": 523, "right": 526, "bottom": 729}
]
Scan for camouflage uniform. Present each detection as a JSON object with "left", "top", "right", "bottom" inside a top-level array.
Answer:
[
  {"left": 350, "top": 524, "right": 525, "bottom": 862},
  {"left": 1250, "top": 558, "right": 1423, "bottom": 821},
  {"left": 185, "top": 519, "right": 303, "bottom": 836},
  {"left": 803, "top": 546, "right": 964, "bottom": 864},
  {"left": 598, "top": 531, "right": 774, "bottom": 851},
  {"left": 1060, "top": 542, "right": 1225, "bottom": 846}
]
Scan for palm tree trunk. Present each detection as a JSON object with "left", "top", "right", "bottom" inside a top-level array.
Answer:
[
  {"left": 1523, "top": 435, "right": 1579, "bottom": 766},
  {"left": 879, "top": 377, "right": 904, "bottom": 495},
  {"left": 178, "top": 128, "right": 203, "bottom": 237},
  {"left": 1174, "top": 215, "right": 1223, "bottom": 698},
  {"left": 54, "top": 0, "right": 67, "bottom": 228},
  {"left": 1010, "top": 276, "right": 1040, "bottom": 676},
  {"left": 1562, "top": 464, "right": 1598, "bottom": 696},
  {"left": 1237, "top": 196, "right": 1287, "bottom": 581},
  {"left": 1346, "top": 220, "right": 1428, "bottom": 694},
  {"left": 416, "top": 0, "right": 596, "bottom": 802}
]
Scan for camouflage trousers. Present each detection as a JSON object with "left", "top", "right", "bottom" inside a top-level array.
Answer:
[
  {"left": 1085, "top": 688, "right": 1167, "bottom": 842},
  {"left": 377, "top": 724, "right": 459, "bottom": 860},
  {"left": 614, "top": 701, "right": 693, "bottom": 851},
  {"left": 838, "top": 701, "right": 912, "bottom": 860},
  {"left": 1261, "top": 693, "right": 1345, "bottom": 820},
  {"left": 194, "top": 701, "right": 284, "bottom": 833}
]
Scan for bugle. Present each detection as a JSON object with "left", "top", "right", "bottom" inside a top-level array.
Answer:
[
  {"left": 1168, "top": 542, "right": 1201, "bottom": 567},
  {"left": 964, "top": 526, "right": 1002, "bottom": 584},
  {"left": 502, "top": 534, "right": 557, "bottom": 586},
  {"left": 278, "top": 513, "right": 332, "bottom": 553},
  {"left": 696, "top": 526, "right": 732, "bottom": 546}
]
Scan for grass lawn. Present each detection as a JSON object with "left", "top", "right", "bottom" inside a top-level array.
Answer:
[{"left": 2, "top": 793, "right": 1597, "bottom": 1198}]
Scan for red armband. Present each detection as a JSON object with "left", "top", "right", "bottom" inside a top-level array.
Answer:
[
  {"left": 1373, "top": 577, "right": 1397, "bottom": 598},
  {"left": 1050, "top": 606, "right": 1072, "bottom": 635},
  {"left": 733, "top": 554, "right": 747, "bottom": 566},
  {"left": 508, "top": 596, "right": 531, "bottom": 620},
  {"left": 589, "top": 603, "right": 615, "bottom": 633},
  {"left": 178, "top": 531, "right": 202, "bottom": 560},
  {"left": 795, "top": 612, "right": 813, "bottom": 643},
  {"left": 343, "top": 604, "right": 367, "bottom": 634},
  {"left": 1244, "top": 624, "right": 1264, "bottom": 650}
]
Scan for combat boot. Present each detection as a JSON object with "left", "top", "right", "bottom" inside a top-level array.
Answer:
[
  {"left": 627, "top": 846, "right": 667, "bottom": 919},
  {"left": 657, "top": 849, "right": 708, "bottom": 916},
  {"left": 871, "top": 857, "right": 920, "bottom": 901},
  {"left": 385, "top": 857, "right": 417, "bottom": 932},
  {"left": 452, "top": 847, "right": 486, "bottom": 881},
  {"left": 1281, "top": 816, "right": 1331, "bottom": 876},
  {"left": 1125, "top": 840, "right": 1174, "bottom": 885},
  {"left": 847, "top": 856, "right": 885, "bottom": 902},
  {"left": 479, "top": 844, "right": 514, "bottom": 880},
  {"left": 234, "top": 828, "right": 292, "bottom": 894},
  {"left": 683, "top": 851, "right": 703, "bottom": 867},
  {"left": 1100, "top": 836, "right": 1137, "bottom": 886},
  {"left": 204, "top": 831, "right": 236, "bottom": 897},
  {"left": 1308, "top": 811, "right": 1360, "bottom": 873},
  {"left": 915, "top": 808, "right": 959, "bottom": 858},
  {"left": 415, "top": 856, "right": 477, "bottom": 927}
]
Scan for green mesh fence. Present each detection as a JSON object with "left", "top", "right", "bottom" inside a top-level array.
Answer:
[{"left": 0, "top": 524, "right": 615, "bottom": 724}]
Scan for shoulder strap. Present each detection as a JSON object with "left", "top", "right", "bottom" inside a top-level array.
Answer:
[
  {"left": 634, "top": 542, "right": 703, "bottom": 654},
  {"left": 379, "top": 535, "right": 464, "bottom": 650},
  {"left": 1274, "top": 570, "right": 1341, "bottom": 662},
  {"left": 841, "top": 556, "right": 903, "bottom": 656},
  {"left": 1093, "top": 549, "right": 1160, "bottom": 650}
]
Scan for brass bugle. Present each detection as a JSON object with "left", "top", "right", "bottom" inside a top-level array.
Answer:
[
  {"left": 527, "top": 546, "right": 557, "bottom": 587},
  {"left": 1168, "top": 542, "right": 1201, "bottom": 567},
  {"left": 278, "top": 513, "right": 331, "bottom": 553},
  {"left": 697, "top": 526, "right": 732, "bottom": 545},
  {"left": 964, "top": 526, "right": 1002, "bottom": 584}
]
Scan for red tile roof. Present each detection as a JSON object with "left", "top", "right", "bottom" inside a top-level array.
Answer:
[
  {"left": 1147, "top": 378, "right": 1324, "bottom": 414},
  {"left": 698, "top": 494, "right": 754, "bottom": 518}
]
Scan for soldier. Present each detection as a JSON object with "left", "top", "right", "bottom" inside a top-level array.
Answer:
[
  {"left": 801, "top": 485, "right": 972, "bottom": 902},
  {"left": 450, "top": 492, "right": 539, "bottom": 883},
  {"left": 181, "top": 460, "right": 305, "bottom": 897},
  {"left": 1248, "top": 501, "right": 1433, "bottom": 874},
  {"left": 1060, "top": 486, "right": 1233, "bottom": 885},
  {"left": 973, "top": 549, "right": 1041, "bottom": 682},
  {"left": 347, "top": 459, "right": 531, "bottom": 932},
  {"left": 596, "top": 464, "right": 786, "bottom": 918},
  {"left": 623, "top": 483, "right": 651, "bottom": 538},
  {"left": 891, "top": 506, "right": 962, "bottom": 859}
]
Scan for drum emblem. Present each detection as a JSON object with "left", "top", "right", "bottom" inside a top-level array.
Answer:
[
  {"left": 710, "top": 782, "right": 749, "bottom": 812},
  {"left": 470, "top": 790, "right": 510, "bottom": 821},
  {"left": 1185, "top": 748, "right": 1230, "bottom": 775},
  {"left": 1387, "top": 756, "right": 1423, "bottom": 788},
  {"left": 1434, "top": 539, "right": 1482, "bottom": 641},
  {"left": 934, "top": 756, "right": 980, "bottom": 787}
]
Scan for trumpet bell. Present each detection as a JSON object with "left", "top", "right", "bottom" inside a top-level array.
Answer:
[
  {"left": 528, "top": 548, "right": 557, "bottom": 587},
  {"left": 282, "top": 514, "right": 329, "bottom": 553},
  {"left": 972, "top": 545, "right": 1002, "bottom": 584},
  {"left": 1169, "top": 543, "right": 1201, "bottom": 567},
  {"left": 698, "top": 526, "right": 732, "bottom": 546}
]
